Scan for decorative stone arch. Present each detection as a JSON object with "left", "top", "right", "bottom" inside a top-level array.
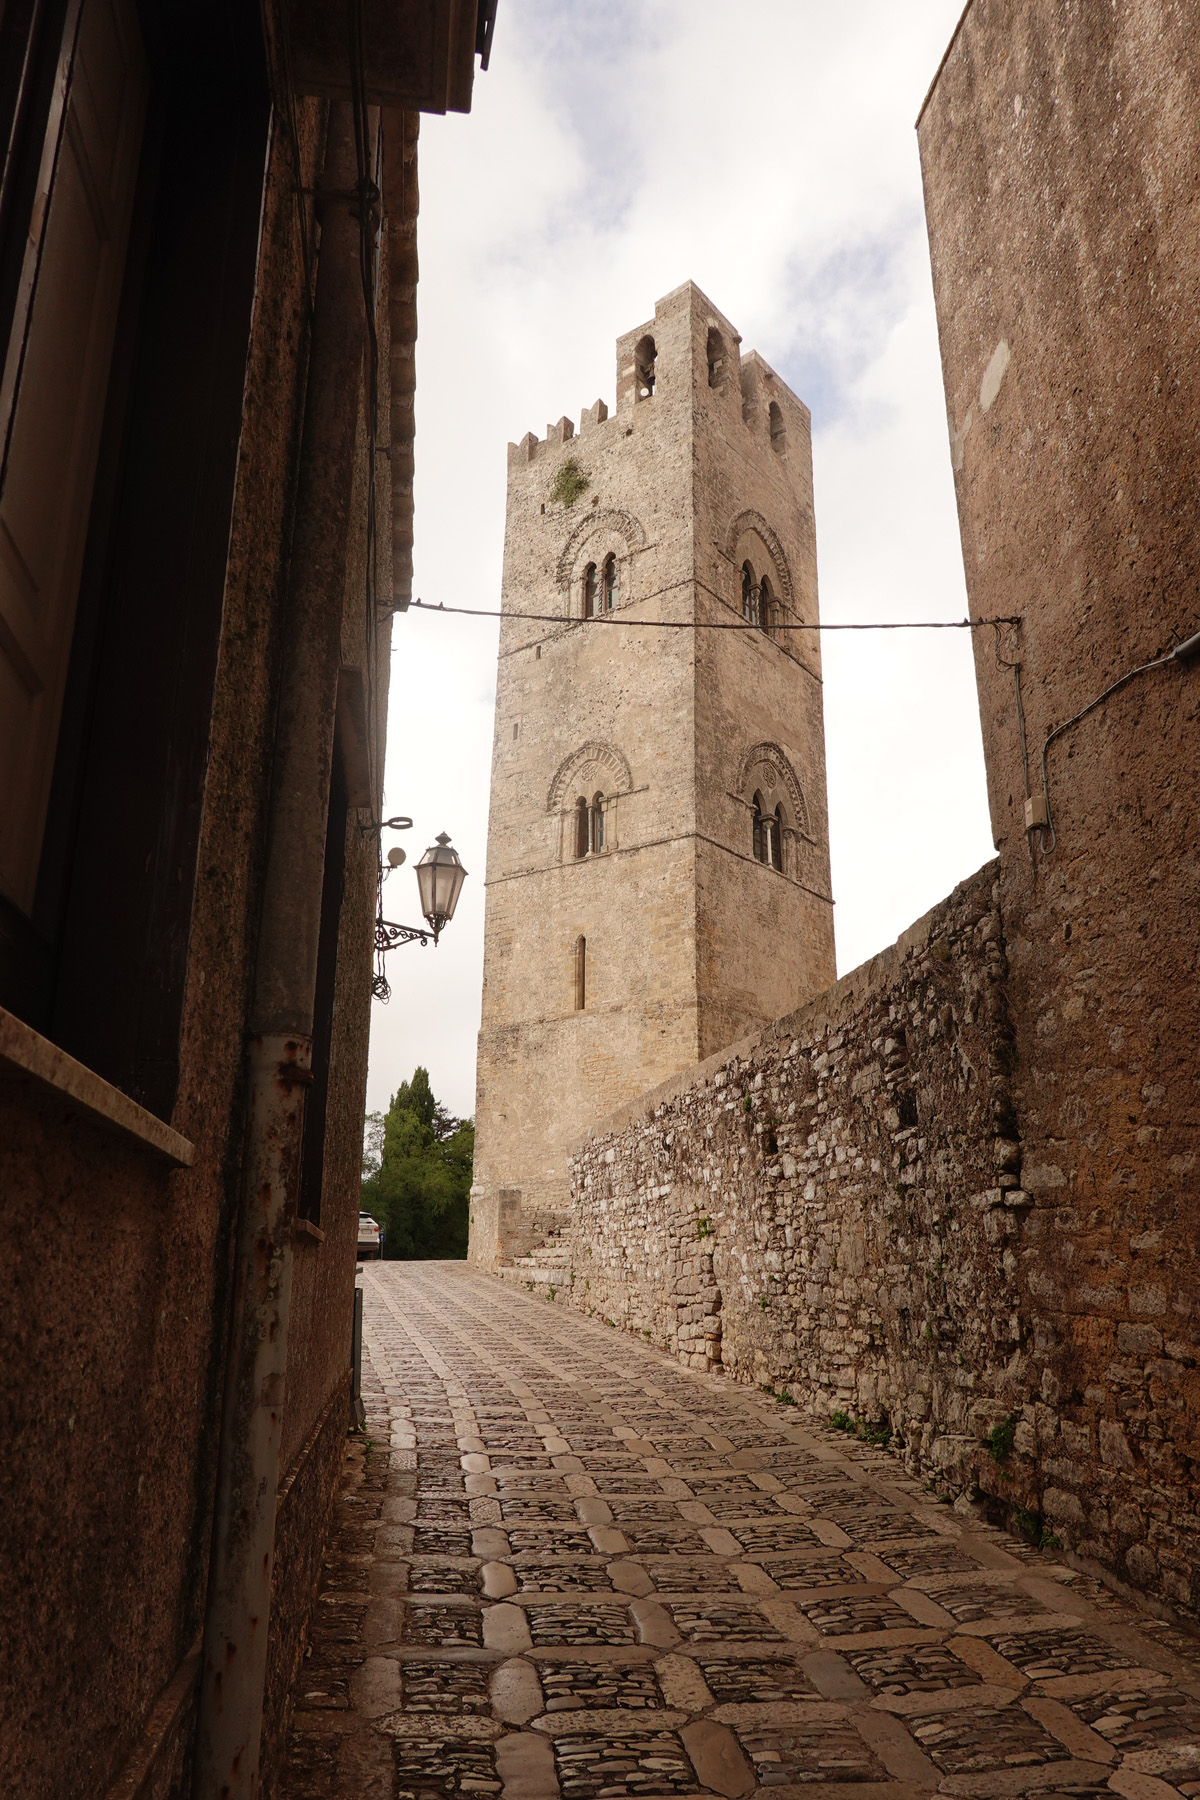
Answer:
[
  {"left": 738, "top": 741, "right": 810, "bottom": 840},
  {"left": 547, "top": 740, "right": 633, "bottom": 813},
  {"left": 724, "top": 509, "right": 794, "bottom": 609},
  {"left": 555, "top": 507, "right": 647, "bottom": 594}
]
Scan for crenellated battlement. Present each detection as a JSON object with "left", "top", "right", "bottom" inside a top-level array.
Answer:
[
  {"left": 507, "top": 282, "right": 808, "bottom": 473},
  {"left": 507, "top": 400, "right": 611, "bottom": 466}
]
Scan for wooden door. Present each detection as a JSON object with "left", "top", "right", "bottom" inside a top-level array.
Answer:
[{"left": 0, "top": 0, "right": 145, "bottom": 911}]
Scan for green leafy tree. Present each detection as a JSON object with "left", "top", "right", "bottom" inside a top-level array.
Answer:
[{"left": 361, "top": 1068, "right": 473, "bottom": 1259}]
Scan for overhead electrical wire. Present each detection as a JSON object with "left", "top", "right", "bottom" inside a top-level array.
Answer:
[{"left": 400, "top": 598, "right": 1023, "bottom": 632}]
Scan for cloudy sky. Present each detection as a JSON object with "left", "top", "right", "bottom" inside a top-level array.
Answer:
[{"left": 366, "top": 0, "right": 994, "bottom": 1123}]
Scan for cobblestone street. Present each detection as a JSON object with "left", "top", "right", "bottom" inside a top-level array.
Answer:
[{"left": 282, "top": 1264, "right": 1200, "bottom": 1800}]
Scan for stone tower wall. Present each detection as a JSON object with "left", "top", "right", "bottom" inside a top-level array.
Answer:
[
  {"left": 470, "top": 283, "right": 835, "bottom": 1265},
  {"left": 918, "top": 0, "right": 1200, "bottom": 1616}
]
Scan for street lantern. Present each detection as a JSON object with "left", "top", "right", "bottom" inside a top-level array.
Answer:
[
  {"left": 415, "top": 832, "right": 468, "bottom": 939},
  {"left": 371, "top": 827, "right": 469, "bottom": 1001}
]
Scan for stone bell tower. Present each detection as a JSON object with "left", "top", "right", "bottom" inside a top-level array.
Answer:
[{"left": 468, "top": 281, "right": 835, "bottom": 1265}]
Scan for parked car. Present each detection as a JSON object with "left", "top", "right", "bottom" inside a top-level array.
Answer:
[{"left": 357, "top": 1214, "right": 382, "bottom": 1259}]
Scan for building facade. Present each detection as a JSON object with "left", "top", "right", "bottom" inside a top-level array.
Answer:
[
  {"left": 469, "top": 283, "right": 836, "bottom": 1266},
  {"left": 0, "top": 1, "right": 490, "bottom": 1795}
]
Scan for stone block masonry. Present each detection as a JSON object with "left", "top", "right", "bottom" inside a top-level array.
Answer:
[
  {"left": 564, "top": 864, "right": 1022, "bottom": 1491},
  {"left": 562, "top": 860, "right": 1200, "bottom": 1627},
  {"left": 470, "top": 282, "right": 835, "bottom": 1267}
]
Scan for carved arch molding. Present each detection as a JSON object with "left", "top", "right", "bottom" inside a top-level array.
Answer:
[
  {"left": 724, "top": 508, "right": 794, "bottom": 607},
  {"left": 555, "top": 507, "right": 647, "bottom": 590},
  {"left": 547, "top": 740, "right": 634, "bottom": 812},
  {"left": 739, "top": 741, "right": 810, "bottom": 837}
]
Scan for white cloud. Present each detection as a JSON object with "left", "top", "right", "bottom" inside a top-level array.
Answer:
[{"left": 367, "top": 0, "right": 991, "bottom": 1122}]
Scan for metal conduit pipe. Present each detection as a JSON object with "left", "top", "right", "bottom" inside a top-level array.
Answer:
[{"left": 192, "top": 102, "right": 374, "bottom": 1799}]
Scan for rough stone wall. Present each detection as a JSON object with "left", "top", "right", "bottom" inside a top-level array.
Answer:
[
  {"left": 919, "top": 1, "right": 1200, "bottom": 1619},
  {"left": 471, "top": 282, "right": 834, "bottom": 1262},
  {"left": 564, "top": 864, "right": 1023, "bottom": 1494}
]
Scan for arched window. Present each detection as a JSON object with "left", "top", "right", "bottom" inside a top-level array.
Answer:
[
  {"left": 769, "top": 400, "right": 785, "bottom": 452},
  {"left": 602, "top": 553, "right": 618, "bottom": 612},
  {"left": 635, "top": 334, "right": 656, "bottom": 399},
  {"left": 583, "top": 562, "right": 597, "bottom": 618},
  {"left": 590, "top": 793, "right": 605, "bottom": 853},
  {"left": 758, "top": 573, "right": 773, "bottom": 637},
  {"left": 574, "top": 796, "right": 589, "bottom": 859},
  {"left": 752, "top": 793, "right": 783, "bottom": 870},
  {"left": 741, "top": 561, "right": 759, "bottom": 627},
  {"left": 574, "top": 935, "right": 586, "bottom": 1010},
  {"left": 706, "top": 327, "right": 726, "bottom": 388}
]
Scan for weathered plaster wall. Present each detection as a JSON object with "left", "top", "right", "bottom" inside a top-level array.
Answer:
[
  {"left": 918, "top": 0, "right": 1200, "bottom": 1618},
  {"left": 564, "top": 864, "right": 1029, "bottom": 1499},
  {"left": 0, "top": 78, "right": 395, "bottom": 1798}
]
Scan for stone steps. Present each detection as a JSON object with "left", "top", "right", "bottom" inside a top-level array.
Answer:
[{"left": 497, "top": 1228, "right": 572, "bottom": 1294}]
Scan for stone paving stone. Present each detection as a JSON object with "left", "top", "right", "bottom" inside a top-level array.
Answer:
[
  {"left": 412, "top": 1527, "right": 473, "bottom": 1557},
  {"left": 501, "top": 1499, "right": 579, "bottom": 1523},
  {"left": 409, "top": 1562, "right": 479, "bottom": 1594},
  {"left": 752, "top": 1553, "right": 868, "bottom": 1589},
  {"left": 845, "top": 1643, "right": 984, "bottom": 1694},
  {"left": 666, "top": 1600, "right": 786, "bottom": 1643},
  {"left": 281, "top": 1265, "right": 1200, "bottom": 1800},
  {"left": 393, "top": 1738, "right": 502, "bottom": 1799},
  {"left": 401, "top": 1662, "right": 495, "bottom": 1713},
  {"left": 507, "top": 1526, "right": 595, "bottom": 1553},
  {"left": 697, "top": 1495, "right": 789, "bottom": 1521},
  {"left": 606, "top": 1499, "right": 686, "bottom": 1523},
  {"left": 402, "top": 1603, "right": 484, "bottom": 1647},
  {"left": 825, "top": 1506, "right": 941, "bottom": 1543},
  {"left": 728, "top": 1521, "right": 823, "bottom": 1552},
  {"left": 524, "top": 1601, "right": 638, "bottom": 1645},
  {"left": 636, "top": 1559, "right": 744, "bottom": 1593},
  {"left": 1066, "top": 1683, "right": 1200, "bottom": 1781},
  {"left": 932, "top": 1581, "right": 1058, "bottom": 1625},
  {"left": 878, "top": 1544, "right": 981, "bottom": 1579},
  {"left": 740, "top": 1720, "right": 888, "bottom": 1784},
  {"left": 537, "top": 1662, "right": 664, "bottom": 1712},
  {"left": 695, "top": 1655, "right": 820, "bottom": 1704},
  {"left": 552, "top": 1728, "right": 696, "bottom": 1797},
  {"left": 615, "top": 1526, "right": 711, "bottom": 1555},
  {"left": 513, "top": 1557, "right": 616, "bottom": 1592},
  {"left": 990, "top": 1628, "right": 1140, "bottom": 1679},
  {"left": 799, "top": 1592, "right": 923, "bottom": 1636},
  {"left": 415, "top": 1500, "right": 473, "bottom": 1526},
  {"left": 910, "top": 1702, "right": 1071, "bottom": 1773}
]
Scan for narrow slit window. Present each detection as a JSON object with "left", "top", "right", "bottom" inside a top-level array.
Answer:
[
  {"left": 590, "top": 793, "right": 605, "bottom": 853},
  {"left": 574, "top": 796, "right": 589, "bottom": 859},
  {"left": 769, "top": 400, "right": 786, "bottom": 452},
  {"left": 706, "top": 327, "right": 726, "bottom": 388},
  {"left": 574, "top": 935, "right": 586, "bottom": 1010},
  {"left": 741, "top": 562, "right": 759, "bottom": 627},
  {"left": 583, "top": 562, "right": 597, "bottom": 618},
  {"left": 602, "top": 554, "right": 618, "bottom": 612},
  {"left": 752, "top": 791, "right": 766, "bottom": 863},
  {"left": 759, "top": 573, "right": 773, "bottom": 637}
]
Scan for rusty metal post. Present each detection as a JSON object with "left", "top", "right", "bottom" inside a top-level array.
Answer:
[
  {"left": 192, "top": 102, "right": 373, "bottom": 1800},
  {"left": 351, "top": 1283, "right": 365, "bottom": 1428}
]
